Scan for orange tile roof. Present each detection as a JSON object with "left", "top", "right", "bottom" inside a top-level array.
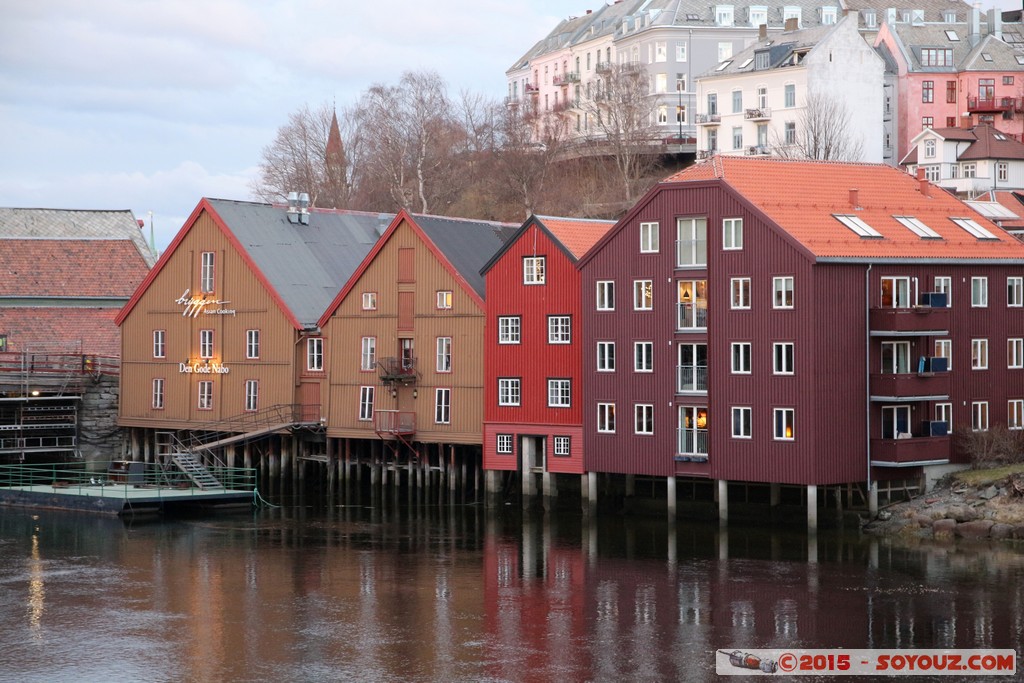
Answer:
[
  {"left": 664, "top": 156, "right": 1024, "bottom": 260},
  {"left": 537, "top": 216, "right": 616, "bottom": 259},
  {"left": 0, "top": 239, "right": 150, "bottom": 297},
  {"left": 0, "top": 308, "right": 120, "bottom": 354}
]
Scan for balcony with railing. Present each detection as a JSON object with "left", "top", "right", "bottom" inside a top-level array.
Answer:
[
  {"left": 525, "top": 83, "right": 539, "bottom": 96},
  {"left": 374, "top": 410, "right": 416, "bottom": 437},
  {"left": 869, "top": 296, "right": 950, "bottom": 336},
  {"left": 378, "top": 357, "right": 419, "bottom": 384},
  {"left": 744, "top": 145, "right": 771, "bottom": 156},
  {"left": 966, "top": 96, "right": 1020, "bottom": 113},
  {"left": 870, "top": 368, "right": 951, "bottom": 401},
  {"left": 677, "top": 365, "right": 708, "bottom": 393},
  {"left": 871, "top": 429, "right": 950, "bottom": 466},
  {"left": 677, "top": 303, "right": 708, "bottom": 331},
  {"left": 695, "top": 113, "right": 721, "bottom": 125},
  {"left": 595, "top": 61, "right": 613, "bottom": 73},
  {"left": 553, "top": 72, "right": 580, "bottom": 86},
  {"left": 676, "top": 427, "right": 709, "bottom": 461},
  {"left": 696, "top": 149, "right": 716, "bottom": 159},
  {"left": 744, "top": 107, "right": 771, "bottom": 120}
]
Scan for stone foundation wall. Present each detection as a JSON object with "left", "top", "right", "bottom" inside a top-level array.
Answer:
[{"left": 79, "top": 375, "right": 121, "bottom": 466}]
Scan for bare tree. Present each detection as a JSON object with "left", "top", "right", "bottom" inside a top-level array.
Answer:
[
  {"left": 251, "top": 102, "right": 351, "bottom": 207},
  {"left": 772, "top": 91, "right": 864, "bottom": 161},
  {"left": 578, "top": 64, "right": 659, "bottom": 203},
  {"left": 490, "top": 98, "right": 569, "bottom": 218}
]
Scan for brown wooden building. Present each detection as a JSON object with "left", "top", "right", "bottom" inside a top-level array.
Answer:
[
  {"left": 116, "top": 197, "right": 391, "bottom": 462},
  {"left": 318, "top": 210, "right": 517, "bottom": 470}
]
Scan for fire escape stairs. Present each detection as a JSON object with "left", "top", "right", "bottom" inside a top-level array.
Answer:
[{"left": 170, "top": 452, "right": 223, "bottom": 489}]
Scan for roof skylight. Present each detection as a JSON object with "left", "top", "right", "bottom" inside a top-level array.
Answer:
[
  {"left": 894, "top": 215, "right": 941, "bottom": 239},
  {"left": 951, "top": 217, "right": 998, "bottom": 240},
  {"left": 834, "top": 214, "right": 883, "bottom": 238},
  {"left": 944, "top": 29, "right": 959, "bottom": 41},
  {"left": 715, "top": 60, "right": 733, "bottom": 71},
  {"left": 739, "top": 57, "right": 753, "bottom": 68},
  {"left": 982, "top": 53, "right": 993, "bottom": 62}
]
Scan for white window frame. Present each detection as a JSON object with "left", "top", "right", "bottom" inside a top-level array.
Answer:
[
  {"left": 547, "top": 378, "right": 571, "bottom": 408},
  {"left": 498, "top": 316, "right": 521, "bottom": 344},
  {"left": 553, "top": 435, "right": 571, "bottom": 457},
  {"left": 972, "top": 277, "right": 988, "bottom": 307},
  {"left": 200, "top": 251, "right": 215, "bottom": 293},
  {"left": 773, "top": 342, "right": 794, "bottom": 375},
  {"left": 153, "top": 330, "right": 166, "bottom": 359},
  {"left": 784, "top": 83, "right": 795, "bottom": 108},
  {"left": 246, "top": 329, "right": 260, "bottom": 359},
  {"left": 934, "top": 276, "right": 952, "bottom": 306},
  {"left": 436, "top": 336, "right": 452, "bottom": 373},
  {"left": 362, "top": 292, "right": 377, "bottom": 310},
  {"left": 1008, "top": 277, "right": 1023, "bottom": 307},
  {"left": 199, "top": 329, "right": 214, "bottom": 359},
  {"left": 245, "top": 379, "right": 259, "bottom": 412},
  {"left": 731, "top": 277, "right": 751, "bottom": 309},
  {"left": 198, "top": 380, "right": 213, "bottom": 411},
  {"left": 722, "top": 218, "right": 743, "bottom": 250},
  {"left": 1009, "top": 338, "right": 1023, "bottom": 369},
  {"left": 152, "top": 378, "right": 164, "bottom": 410},
  {"left": 597, "top": 402, "right": 616, "bottom": 433},
  {"left": 676, "top": 44, "right": 687, "bottom": 62},
  {"left": 634, "top": 404, "right": 654, "bottom": 435},
  {"left": 972, "top": 338, "right": 989, "bottom": 369},
  {"left": 498, "top": 378, "right": 520, "bottom": 406},
  {"left": 496, "top": 434, "right": 513, "bottom": 454},
  {"left": 307, "top": 337, "right": 324, "bottom": 371},
  {"left": 935, "top": 339, "right": 952, "bottom": 370},
  {"left": 596, "top": 281, "right": 615, "bottom": 311},
  {"left": 774, "top": 408, "right": 795, "bottom": 440},
  {"left": 597, "top": 341, "right": 616, "bottom": 372},
  {"left": 1009, "top": 400, "right": 1024, "bottom": 430},
  {"left": 953, "top": 218, "right": 997, "bottom": 240},
  {"left": 676, "top": 217, "right": 707, "bottom": 268},
  {"left": 732, "top": 406, "right": 751, "bottom": 438},
  {"left": 936, "top": 402, "right": 952, "bottom": 434},
  {"left": 972, "top": 401, "right": 989, "bottom": 432},
  {"left": 639, "top": 221, "right": 660, "bottom": 253},
  {"left": 731, "top": 342, "right": 751, "bottom": 374},
  {"left": 436, "top": 290, "right": 453, "bottom": 310},
  {"left": 773, "top": 276, "right": 794, "bottom": 309},
  {"left": 434, "top": 388, "right": 451, "bottom": 424},
  {"left": 881, "top": 276, "right": 912, "bottom": 308},
  {"left": 523, "top": 256, "right": 546, "bottom": 284},
  {"left": 361, "top": 336, "right": 376, "bottom": 371},
  {"left": 547, "top": 316, "right": 571, "bottom": 344},
  {"left": 634, "top": 280, "right": 653, "bottom": 310},
  {"left": 634, "top": 341, "right": 654, "bottom": 373}
]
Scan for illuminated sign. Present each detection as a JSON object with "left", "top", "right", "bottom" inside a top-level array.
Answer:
[
  {"left": 175, "top": 289, "right": 236, "bottom": 318},
  {"left": 179, "top": 362, "right": 230, "bottom": 374}
]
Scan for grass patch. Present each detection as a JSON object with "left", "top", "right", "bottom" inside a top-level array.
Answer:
[{"left": 952, "top": 463, "right": 1024, "bottom": 487}]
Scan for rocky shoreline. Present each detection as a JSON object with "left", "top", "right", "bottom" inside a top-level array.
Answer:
[{"left": 864, "top": 469, "right": 1024, "bottom": 541}]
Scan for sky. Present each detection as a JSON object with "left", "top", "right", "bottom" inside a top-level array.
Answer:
[{"left": 0, "top": 0, "right": 1020, "bottom": 253}]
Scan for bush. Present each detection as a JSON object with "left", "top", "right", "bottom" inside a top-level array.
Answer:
[{"left": 955, "top": 426, "right": 1024, "bottom": 469}]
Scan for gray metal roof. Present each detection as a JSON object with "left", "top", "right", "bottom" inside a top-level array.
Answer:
[
  {"left": 411, "top": 215, "right": 519, "bottom": 300},
  {"left": 206, "top": 199, "right": 393, "bottom": 327},
  {"left": 0, "top": 207, "right": 157, "bottom": 267}
]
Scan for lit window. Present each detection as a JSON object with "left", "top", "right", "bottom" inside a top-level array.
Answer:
[
  {"left": 153, "top": 330, "right": 166, "bottom": 359},
  {"left": 152, "top": 378, "right": 164, "bottom": 410},
  {"left": 596, "top": 281, "right": 615, "bottom": 310},
  {"left": 200, "top": 252, "right": 215, "bottom": 293},
  {"left": 361, "top": 337, "right": 376, "bottom": 371},
  {"left": 634, "top": 341, "right": 653, "bottom": 372},
  {"left": 774, "top": 408, "right": 794, "bottom": 440},
  {"left": 198, "top": 380, "right": 213, "bottom": 410},
  {"left": 246, "top": 329, "right": 260, "bottom": 359},
  {"left": 634, "top": 404, "right": 654, "bottom": 434},
  {"left": 362, "top": 292, "right": 377, "bottom": 310},
  {"left": 523, "top": 256, "right": 546, "bottom": 284},
  {"left": 773, "top": 276, "right": 794, "bottom": 308},
  {"left": 498, "top": 316, "right": 521, "bottom": 344},
  {"left": 436, "top": 291, "right": 453, "bottom": 309},
  {"left": 723, "top": 218, "right": 743, "bottom": 250},
  {"left": 307, "top": 337, "right": 323, "bottom": 371},
  {"left": 498, "top": 378, "right": 520, "bottom": 406},
  {"left": 640, "top": 221, "right": 660, "bottom": 252},
  {"left": 597, "top": 402, "right": 616, "bottom": 433},
  {"left": 548, "top": 379, "right": 571, "bottom": 407},
  {"left": 972, "top": 338, "right": 989, "bottom": 369},
  {"left": 634, "top": 280, "right": 653, "bottom": 310},
  {"left": 496, "top": 434, "right": 513, "bottom": 454},
  {"left": 435, "top": 388, "right": 451, "bottom": 424},
  {"left": 881, "top": 276, "right": 912, "bottom": 308},
  {"left": 245, "top": 380, "right": 259, "bottom": 412},
  {"left": 436, "top": 337, "right": 451, "bottom": 373},
  {"left": 731, "top": 277, "right": 751, "bottom": 309},
  {"left": 732, "top": 406, "right": 751, "bottom": 438}
]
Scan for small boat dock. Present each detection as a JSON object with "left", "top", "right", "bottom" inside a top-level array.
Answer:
[{"left": 0, "top": 461, "right": 257, "bottom": 516}]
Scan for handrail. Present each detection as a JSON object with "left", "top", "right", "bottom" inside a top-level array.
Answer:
[{"left": 0, "top": 461, "right": 257, "bottom": 494}]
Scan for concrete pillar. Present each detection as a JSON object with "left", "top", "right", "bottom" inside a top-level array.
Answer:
[
  {"left": 717, "top": 479, "right": 728, "bottom": 528},
  {"left": 449, "top": 446, "right": 457, "bottom": 493},
  {"left": 666, "top": 476, "right": 677, "bottom": 519},
  {"left": 542, "top": 472, "right": 555, "bottom": 500},
  {"left": 868, "top": 481, "right": 879, "bottom": 516},
  {"left": 807, "top": 484, "right": 818, "bottom": 534},
  {"left": 770, "top": 482, "right": 781, "bottom": 507},
  {"left": 584, "top": 472, "right": 597, "bottom": 515}
]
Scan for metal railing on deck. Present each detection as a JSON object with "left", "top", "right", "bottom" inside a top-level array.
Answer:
[
  {"left": 0, "top": 352, "right": 120, "bottom": 395},
  {"left": 0, "top": 462, "right": 256, "bottom": 496}
]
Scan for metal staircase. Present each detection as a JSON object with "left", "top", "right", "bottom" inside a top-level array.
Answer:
[{"left": 170, "top": 453, "right": 223, "bottom": 489}]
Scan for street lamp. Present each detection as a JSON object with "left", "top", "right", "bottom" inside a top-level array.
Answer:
[{"left": 677, "top": 82, "right": 684, "bottom": 142}]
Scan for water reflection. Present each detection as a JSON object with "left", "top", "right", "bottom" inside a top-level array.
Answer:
[{"left": 0, "top": 505, "right": 1022, "bottom": 682}]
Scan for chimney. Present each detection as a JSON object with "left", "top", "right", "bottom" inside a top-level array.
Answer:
[
  {"left": 297, "top": 192, "right": 310, "bottom": 225},
  {"left": 758, "top": 23, "right": 767, "bottom": 40},
  {"left": 784, "top": 17, "right": 798, "bottom": 32},
  {"left": 586, "top": 8, "right": 592, "bottom": 14},
  {"left": 286, "top": 191, "right": 299, "bottom": 224},
  {"left": 988, "top": 8, "right": 1002, "bottom": 42},
  {"left": 970, "top": 2, "right": 980, "bottom": 37},
  {"left": 849, "top": 188, "right": 860, "bottom": 208},
  {"left": 916, "top": 168, "right": 931, "bottom": 198}
]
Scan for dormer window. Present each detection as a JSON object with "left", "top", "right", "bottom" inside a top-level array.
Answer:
[
  {"left": 943, "top": 10, "right": 956, "bottom": 23},
  {"left": 924, "top": 139, "right": 936, "bottom": 158},
  {"left": 821, "top": 6, "right": 837, "bottom": 25},
  {"left": 912, "top": 9, "right": 924, "bottom": 24},
  {"left": 862, "top": 9, "right": 876, "bottom": 28},
  {"left": 749, "top": 6, "right": 768, "bottom": 27},
  {"left": 754, "top": 50, "right": 770, "bottom": 70},
  {"left": 716, "top": 5, "right": 735, "bottom": 26}
]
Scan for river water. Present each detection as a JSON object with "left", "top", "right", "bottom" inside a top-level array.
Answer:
[{"left": 1, "top": 497, "right": 1022, "bottom": 682}]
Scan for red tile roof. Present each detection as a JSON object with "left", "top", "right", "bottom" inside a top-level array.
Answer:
[
  {"left": 0, "top": 239, "right": 150, "bottom": 297},
  {"left": 539, "top": 217, "right": 616, "bottom": 259},
  {"left": 0, "top": 308, "right": 120, "bottom": 354},
  {"left": 664, "top": 156, "right": 1024, "bottom": 260}
]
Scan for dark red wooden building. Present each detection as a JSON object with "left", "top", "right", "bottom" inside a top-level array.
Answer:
[
  {"left": 577, "top": 156, "right": 1024, "bottom": 523},
  {"left": 481, "top": 216, "right": 613, "bottom": 499}
]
